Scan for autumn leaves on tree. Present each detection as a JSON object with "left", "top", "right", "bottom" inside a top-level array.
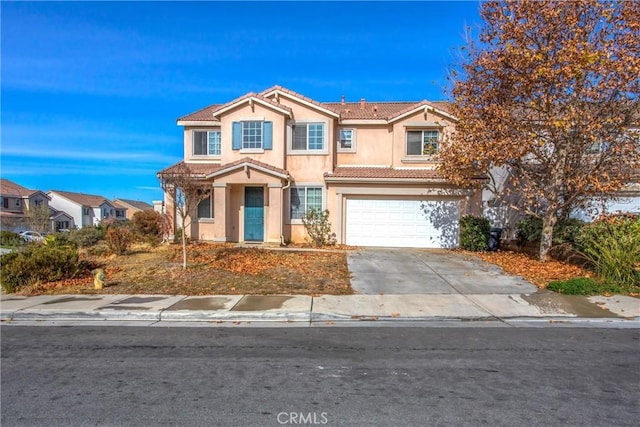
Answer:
[{"left": 440, "top": 0, "right": 640, "bottom": 261}]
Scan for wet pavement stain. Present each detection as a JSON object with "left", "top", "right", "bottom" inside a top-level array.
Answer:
[
  {"left": 43, "top": 297, "right": 102, "bottom": 305},
  {"left": 522, "top": 290, "right": 619, "bottom": 318},
  {"left": 112, "top": 297, "right": 165, "bottom": 304},
  {"left": 102, "top": 305, "right": 151, "bottom": 311},
  {"left": 232, "top": 296, "right": 293, "bottom": 311},
  {"left": 166, "top": 297, "right": 232, "bottom": 311}
]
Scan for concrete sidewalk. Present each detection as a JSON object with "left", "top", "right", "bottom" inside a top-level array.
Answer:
[{"left": 1, "top": 292, "right": 638, "bottom": 326}]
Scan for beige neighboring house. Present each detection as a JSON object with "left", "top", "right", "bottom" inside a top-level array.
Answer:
[
  {"left": 113, "top": 199, "right": 154, "bottom": 219},
  {"left": 158, "top": 85, "right": 485, "bottom": 248},
  {"left": 0, "top": 178, "right": 64, "bottom": 233},
  {"left": 48, "top": 190, "right": 127, "bottom": 228}
]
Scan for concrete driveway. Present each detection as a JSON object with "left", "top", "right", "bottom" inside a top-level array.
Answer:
[{"left": 348, "top": 248, "right": 537, "bottom": 295}]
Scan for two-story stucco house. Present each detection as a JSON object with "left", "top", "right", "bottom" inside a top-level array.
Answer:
[
  {"left": 0, "top": 178, "right": 63, "bottom": 232},
  {"left": 48, "top": 190, "right": 127, "bottom": 228},
  {"left": 158, "top": 86, "right": 484, "bottom": 248}
]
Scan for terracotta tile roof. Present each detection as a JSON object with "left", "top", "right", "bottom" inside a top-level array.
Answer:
[
  {"left": 324, "top": 167, "right": 446, "bottom": 181},
  {"left": 178, "top": 92, "right": 292, "bottom": 122},
  {"left": 177, "top": 103, "right": 222, "bottom": 121},
  {"left": 50, "top": 190, "right": 113, "bottom": 208},
  {"left": 158, "top": 158, "right": 289, "bottom": 179},
  {"left": 114, "top": 199, "right": 153, "bottom": 211},
  {"left": 178, "top": 85, "right": 453, "bottom": 122},
  {"left": 325, "top": 100, "right": 454, "bottom": 121},
  {"left": 0, "top": 178, "right": 41, "bottom": 198},
  {"left": 157, "top": 161, "right": 217, "bottom": 178}
]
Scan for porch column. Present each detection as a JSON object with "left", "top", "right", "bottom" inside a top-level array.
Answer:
[
  {"left": 213, "top": 183, "right": 230, "bottom": 242},
  {"left": 267, "top": 183, "right": 283, "bottom": 244}
]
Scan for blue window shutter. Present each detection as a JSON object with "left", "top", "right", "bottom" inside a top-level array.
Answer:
[
  {"left": 263, "top": 121, "right": 273, "bottom": 150},
  {"left": 232, "top": 122, "right": 242, "bottom": 150}
]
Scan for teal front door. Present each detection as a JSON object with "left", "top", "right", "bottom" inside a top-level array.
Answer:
[{"left": 244, "top": 187, "right": 264, "bottom": 241}]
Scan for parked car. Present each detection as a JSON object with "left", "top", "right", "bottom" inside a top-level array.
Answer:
[{"left": 19, "top": 231, "right": 44, "bottom": 242}]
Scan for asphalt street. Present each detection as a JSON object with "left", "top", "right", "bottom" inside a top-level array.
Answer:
[{"left": 2, "top": 326, "right": 639, "bottom": 426}]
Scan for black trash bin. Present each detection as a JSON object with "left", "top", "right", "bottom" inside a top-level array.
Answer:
[{"left": 489, "top": 228, "right": 502, "bottom": 251}]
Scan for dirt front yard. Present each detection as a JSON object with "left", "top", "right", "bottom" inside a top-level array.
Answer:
[{"left": 19, "top": 244, "right": 353, "bottom": 296}]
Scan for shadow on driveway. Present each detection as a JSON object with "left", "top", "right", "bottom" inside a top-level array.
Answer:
[{"left": 348, "top": 248, "right": 537, "bottom": 295}]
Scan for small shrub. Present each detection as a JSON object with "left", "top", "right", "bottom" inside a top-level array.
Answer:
[
  {"left": 302, "top": 209, "right": 336, "bottom": 247},
  {"left": 44, "top": 232, "right": 78, "bottom": 249},
  {"left": 69, "top": 226, "right": 105, "bottom": 248},
  {"left": 87, "top": 241, "right": 110, "bottom": 257},
  {"left": 132, "top": 210, "right": 161, "bottom": 245},
  {"left": 516, "top": 216, "right": 586, "bottom": 246},
  {"left": 547, "top": 277, "right": 624, "bottom": 296},
  {"left": 576, "top": 214, "right": 640, "bottom": 288},
  {"left": 0, "top": 231, "right": 22, "bottom": 247},
  {"left": 459, "top": 215, "right": 491, "bottom": 251},
  {"left": 0, "top": 245, "right": 82, "bottom": 293},
  {"left": 105, "top": 227, "right": 132, "bottom": 255}
]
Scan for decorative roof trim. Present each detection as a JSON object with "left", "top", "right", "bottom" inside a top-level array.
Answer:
[
  {"left": 262, "top": 89, "right": 340, "bottom": 118},
  {"left": 213, "top": 95, "right": 292, "bottom": 118},
  {"left": 388, "top": 103, "right": 458, "bottom": 124},
  {"left": 206, "top": 160, "right": 289, "bottom": 180}
]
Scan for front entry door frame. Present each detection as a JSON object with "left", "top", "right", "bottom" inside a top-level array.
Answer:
[{"left": 244, "top": 186, "right": 265, "bottom": 242}]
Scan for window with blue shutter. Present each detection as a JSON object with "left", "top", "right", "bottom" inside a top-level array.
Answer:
[{"left": 234, "top": 121, "right": 272, "bottom": 150}]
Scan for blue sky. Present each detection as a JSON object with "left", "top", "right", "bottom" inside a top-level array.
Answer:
[{"left": 1, "top": 1, "right": 482, "bottom": 203}]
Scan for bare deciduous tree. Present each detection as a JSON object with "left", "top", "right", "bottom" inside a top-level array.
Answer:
[
  {"left": 26, "top": 204, "right": 51, "bottom": 234},
  {"left": 159, "top": 163, "right": 211, "bottom": 269}
]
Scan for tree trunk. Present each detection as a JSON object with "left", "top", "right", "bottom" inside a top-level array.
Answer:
[
  {"left": 539, "top": 211, "right": 558, "bottom": 262},
  {"left": 181, "top": 224, "right": 187, "bottom": 270}
]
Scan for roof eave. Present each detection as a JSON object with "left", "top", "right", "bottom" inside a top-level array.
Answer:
[{"left": 263, "top": 89, "right": 340, "bottom": 118}]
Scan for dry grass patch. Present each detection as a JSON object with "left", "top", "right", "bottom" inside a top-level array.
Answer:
[{"left": 18, "top": 244, "right": 353, "bottom": 296}]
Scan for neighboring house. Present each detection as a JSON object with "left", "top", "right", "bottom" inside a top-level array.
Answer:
[
  {"left": 49, "top": 207, "right": 75, "bottom": 232},
  {"left": 0, "top": 178, "right": 56, "bottom": 232},
  {"left": 158, "top": 86, "right": 484, "bottom": 248},
  {"left": 48, "top": 190, "right": 127, "bottom": 228},
  {"left": 113, "top": 198, "right": 154, "bottom": 219}
]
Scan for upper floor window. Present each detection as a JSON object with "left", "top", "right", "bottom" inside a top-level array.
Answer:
[
  {"left": 407, "top": 130, "right": 439, "bottom": 156},
  {"left": 34, "top": 199, "right": 44, "bottom": 207},
  {"left": 232, "top": 121, "right": 273, "bottom": 151},
  {"left": 338, "top": 128, "right": 356, "bottom": 152},
  {"left": 193, "top": 130, "right": 221, "bottom": 156},
  {"left": 116, "top": 210, "right": 124, "bottom": 218},
  {"left": 290, "top": 187, "right": 323, "bottom": 220},
  {"left": 292, "top": 122, "right": 325, "bottom": 151},
  {"left": 197, "top": 197, "right": 214, "bottom": 219},
  {"left": 83, "top": 207, "right": 90, "bottom": 215},
  {"left": 15, "top": 199, "right": 21, "bottom": 207},
  {"left": 243, "top": 121, "right": 263, "bottom": 149}
]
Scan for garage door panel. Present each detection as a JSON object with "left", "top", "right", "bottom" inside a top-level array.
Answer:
[{"left": 346, "top": 198, "right": 459, "bottom": 248}]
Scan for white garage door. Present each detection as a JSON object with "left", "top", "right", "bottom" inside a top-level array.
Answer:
[{"left": 345, "top": 198, "right": 460, "bottom": 248}]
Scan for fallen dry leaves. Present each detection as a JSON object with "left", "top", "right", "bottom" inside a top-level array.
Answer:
[
  {"left": 20, "top": 244, "right": 353, "bottom": 297},
  {"left": 462, "top": 250, "right": 594, "bottom": 288}
]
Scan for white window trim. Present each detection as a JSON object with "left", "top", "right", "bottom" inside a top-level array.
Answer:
[
  {"left": 192, "top": 129, "right": 222, "bottom": 157},
  {"left": 286, "top": 184, "right": 326, "bottom": 225},
  {"left": 405, "top": 129, "right": 440, "bottom": 157},
  {"left": 337, "top": 128, "right": 357, "bottom": 153},
  {"left": 196, "top": 197, "right": 215, "bottom": 221},
  {"left": 287, "top": 120, "right": 329, "bottom": 155}
]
